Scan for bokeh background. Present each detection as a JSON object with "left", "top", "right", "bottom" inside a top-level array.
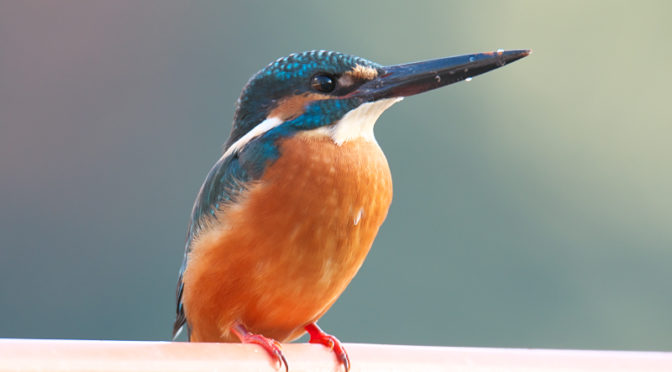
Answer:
[{"left": 1, "top": 1, "right": 671, "bottom": 351}]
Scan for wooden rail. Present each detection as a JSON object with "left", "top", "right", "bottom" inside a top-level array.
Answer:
[{"left": 1, "top": 338, "right": 671, "bottom": 372}]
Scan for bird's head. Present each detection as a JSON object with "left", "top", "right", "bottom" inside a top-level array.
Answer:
[{"left": 225, "top": 49, "right": 530, "bottom": 155}]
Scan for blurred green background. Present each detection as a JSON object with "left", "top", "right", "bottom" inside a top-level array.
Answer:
[{"left": 1, "top": 1, "right": 670, "bottom": 351}]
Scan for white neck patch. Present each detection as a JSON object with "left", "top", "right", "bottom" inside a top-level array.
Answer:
[
  {"left": 221, "top": 116, "right": 283, "bottom": 159},
  {"left": 316, "top": 97, "right": 403, "bottom": 146}
]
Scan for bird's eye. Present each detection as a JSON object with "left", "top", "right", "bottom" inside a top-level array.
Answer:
[{"left": 310, "top": 74, "right": 336, "bottom": 93}]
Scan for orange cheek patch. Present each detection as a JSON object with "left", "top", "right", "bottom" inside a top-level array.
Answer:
[{"left": 269, "top": 93, "right": 331, "bottom": 121}]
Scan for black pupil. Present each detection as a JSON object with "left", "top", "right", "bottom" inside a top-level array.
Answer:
[{"left": 311, "top": 74, "right": 335, "bottom": 92}]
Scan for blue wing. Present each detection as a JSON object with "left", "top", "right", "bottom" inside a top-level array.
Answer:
[{"left": 172, "top": 134, "right": 282, "bottom": 340}]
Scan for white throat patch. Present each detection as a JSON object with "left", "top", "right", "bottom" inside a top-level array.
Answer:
[{"left": 317, "top": 97, "right": 403, "bottom": 146}]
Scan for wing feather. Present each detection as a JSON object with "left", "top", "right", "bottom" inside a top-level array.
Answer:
[{"left": 172, "top": 135, "right": 279, "bottom": 340}]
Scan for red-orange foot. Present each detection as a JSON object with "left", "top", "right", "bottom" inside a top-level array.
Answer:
[
  {"left": 305, "top": 323, "right": 350, "bottom": 372},
  {"left": 231, "top": 321, "right": 289, "bottom": 372}
]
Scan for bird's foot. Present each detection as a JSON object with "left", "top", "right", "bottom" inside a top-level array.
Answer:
[
  {"left": 305, "top": 322, "right": 350, "bottom": 372},
  {"left": 231, "top": 321, "right": 289, "bottom": 372}
]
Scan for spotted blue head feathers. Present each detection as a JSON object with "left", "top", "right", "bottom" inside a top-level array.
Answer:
[{"left": 228, "top": 50, "right": 382, "bottom": 148}]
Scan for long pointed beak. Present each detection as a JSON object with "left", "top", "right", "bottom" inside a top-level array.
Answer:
[{"left": 353, "top": 49, "right": 530, "bottom": 101}]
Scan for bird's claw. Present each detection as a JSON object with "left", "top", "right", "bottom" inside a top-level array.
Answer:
[
  {"left": 305, "top": 323, "right": 350, "bottom": 372},
  {"left": 231, "top": 322, "right": 289, "bottom": 371}
]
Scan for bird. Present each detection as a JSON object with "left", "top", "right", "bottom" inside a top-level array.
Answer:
[{"left": 173, "top": 49, "right": 530, "bottom": 371}]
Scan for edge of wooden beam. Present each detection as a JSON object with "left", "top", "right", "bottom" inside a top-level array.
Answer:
[{"left": 1, "top": 338, "right": 671, "bottom": 372}]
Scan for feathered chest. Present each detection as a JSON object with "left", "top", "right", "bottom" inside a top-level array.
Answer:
[{"left": 235, "top": 131, "right": 394, "bottom": 260}]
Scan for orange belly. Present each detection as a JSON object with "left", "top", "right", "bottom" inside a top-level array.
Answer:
[{"left": 182, "top": 132, "right": 393, "bottom": 342}]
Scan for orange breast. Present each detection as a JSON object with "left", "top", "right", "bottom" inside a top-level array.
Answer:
[{"left": 182, "top": 132, "right": 393, "bottom": 342}]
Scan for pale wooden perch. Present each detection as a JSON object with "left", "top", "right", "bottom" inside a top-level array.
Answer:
[{"left": 1, "top": 338, "right": 671, "bottom": 372}]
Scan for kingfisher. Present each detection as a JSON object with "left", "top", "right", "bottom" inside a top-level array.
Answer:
[{"left": 173, "top": 49, "right": 530, "bottom": 371}]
